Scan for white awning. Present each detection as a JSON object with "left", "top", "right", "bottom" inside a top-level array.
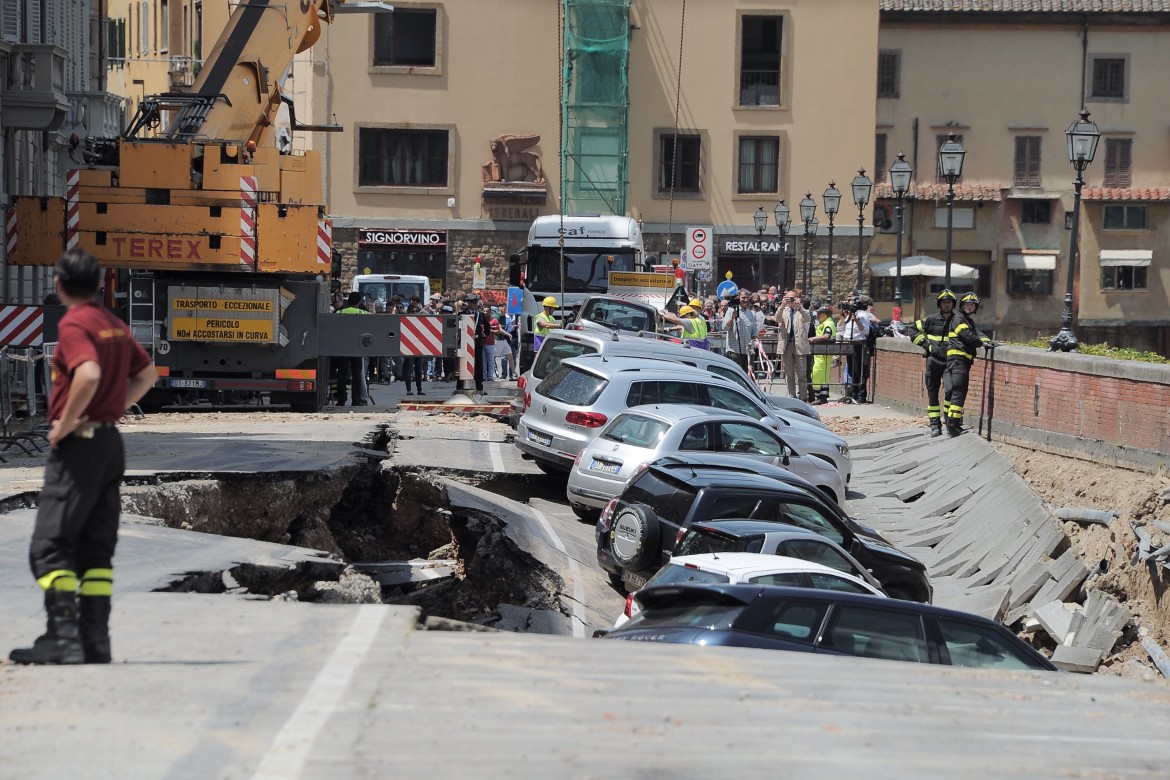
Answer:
[
  {"left": 1100, "top": 250, "right": 1152, "bottom": 267},
  {"left": 1007, "top": 253, "right": 1056, "bottom": 271},
  {"left": 869, "top": 256, "right": 980, "bottom": 279}
]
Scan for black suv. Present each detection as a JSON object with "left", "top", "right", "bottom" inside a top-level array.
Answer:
[
  {"left": 595, "top": 456, "right": 931, "bottom": 602},
  {"left": 596, "top": 584, "right": 1056, "bottom": 672}
]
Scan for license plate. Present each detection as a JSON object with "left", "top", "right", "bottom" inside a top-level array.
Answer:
[
  {"left": 622, "top": 570, "right": 647, "bottom": 590},
  {"left": 526, "top": 430, "right": 553, "bottom": 447},
  {"left": 590, "top": 459, "right": 620, "bottom": 475},
  {"left": 169, "top": 379, "right": 208, "bottom": 389}
]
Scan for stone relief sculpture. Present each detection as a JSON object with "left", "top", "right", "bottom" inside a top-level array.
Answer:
[{"left": 482, "top": 134, "right": 546, "bottom": 185}]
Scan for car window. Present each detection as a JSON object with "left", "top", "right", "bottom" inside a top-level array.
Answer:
[
  {"left": 717, "top": 422, "right": 785, "bottom": 456},
  {"left": 676, "top": 530, "right": 763, "bottom": 556},
  {"left": 937, "top": 619, "right": 1041, "bottom": 670},
  {"left": 627, "top": 602, "right": 745, "bottom": 631},
  {"left": 582, "top": 300, "right": 654, "bottom": 332},
  {"left": 758, "top": 600, "right": 830, "bottom": 643},
  {"left": 536, "top": 365, "right": 608, "bottom": 405},
  {"left": 748, "top": 572, "right": 804, "bottom": 587},
  {"left": 707, "top": 364, "right": 761, "bottom": 397},
  {"left": 703, "top": 384, "right": 767, "bottom": 419},
  {"left": 678, "top": 423, "right": 711, "bottom": 451},
  {"left": 708, "top": 492, "right": 777, "bottom": 521},
  {"left": 778, "top": 539, "right": 861, "bottom": 577},
  {"left": 806, "top": 572, "right": 872, "bottom": 595},
  {"left": 601, "top": 414, "right": 669, "bottom": 448},
  {"left": 645, "top": 564, "right": 732, "bottom": 588},
  {"left": 774, "top": 503, "right": 846, "bottom": 545},
  {"left": 622, "top": 471, "right": 697, "bottom": 528},
  {"left": 821, "top": 605, "right": 928, "bottom": 663},
  {"left": 533, "top": 340, "right": 597, "bottom": 380}
]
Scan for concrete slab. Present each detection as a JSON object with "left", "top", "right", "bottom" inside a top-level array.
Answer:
[
  {"left": 1052, "top": 644, "right": 1105, "bottom": 673},
  {"left": 1034, "top": 600, "right": 1076, "bottom": 644}
]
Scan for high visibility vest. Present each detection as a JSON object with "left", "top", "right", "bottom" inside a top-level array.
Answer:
[{"left": 534, "top": 312, "right": 556, "bottom": 335}]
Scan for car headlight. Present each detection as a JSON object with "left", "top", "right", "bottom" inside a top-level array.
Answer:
[{"left": 836, "top": 443, "right": 850, "bottom": 457}]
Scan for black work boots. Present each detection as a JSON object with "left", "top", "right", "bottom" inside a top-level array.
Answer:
[
  {"left": 947, "top": 419, "right": 965, "bottom": 437},
  {"left": 79, "top": 595, "right": 112, "bottom": 664},
  {"left": 929, "top": 420, "right": 942, "bottom": 438},
  {"left": 9, "top": 590, "right": 86, "bottom": 665}
]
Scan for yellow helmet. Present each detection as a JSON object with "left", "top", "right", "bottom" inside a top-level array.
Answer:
[
  {"left": 689, "top": 298, "right": 703, "bottom": 309},
  {"left": 542, "top": 296, "right": 558, "bottom": 308},
  {"left": 678, "top": 305, "right": 696, "bottom": 316}
]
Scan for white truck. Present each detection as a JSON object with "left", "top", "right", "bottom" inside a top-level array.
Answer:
[{"left": 351, "top": 274, "right": 432, "bottom": 309}]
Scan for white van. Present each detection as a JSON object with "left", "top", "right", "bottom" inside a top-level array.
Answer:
[{"left": 351, "top": 274, "right": 432, "bottom": 308}]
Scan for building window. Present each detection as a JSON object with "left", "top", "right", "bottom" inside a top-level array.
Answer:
[
  {"left": 874, "top": 134, "right": 888, "bottom": 184},
  {"left": 739, "top": 15, "right": 781, "bottom": 106},
  {"left": 159, "top": 0, "right": 168, "bottom": 53},
  {"left": 738, "top": 136, "right": 779, "bottom": 193},
  {"left": 373, "top": 8, "right": 437, "bottom": 67},
  {"left": 935, "top": 133, "right": 963, "bottom": 182},
  {"left": 877, "top": 51, "right": 899, "bottom": 98},
  {"left": 1091, "top": 57, "right": 1126, "bottom": 99},
  {"left": 1103, "top": 204, "right": 1146, "bottom": 230},
  {"left": 1021, "top": 200, "right": 1051, "bottom": 224},
  {"left": 1101, "top": 265, "right": 1147, "bottom": 291},
  {"left": 106, "top": 18, "right": 127, "bottom": 62},
  {"left": 659, "top": 134, "right": 701, "bottom": 193},
  {"left": 1013, "top": 136, "right": 1041, "bottom": 188},
  {"left": 1007, "top": 269, "right": 1054, "bottom": 295},
  {"left": 1103, "top": 138, "right": 1132, "bottom": 188},
  {"left": 359, "top": 129, "right": 448, "bottom": 187}
]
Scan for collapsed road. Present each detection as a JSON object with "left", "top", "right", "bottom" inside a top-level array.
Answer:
[{"left": 2, "top": 409, "right": 1170, "bottom": 777}]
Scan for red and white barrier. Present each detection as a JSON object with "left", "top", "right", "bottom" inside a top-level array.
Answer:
[
  {"left": 239, "top": 176, "right": 257, "bottom": 270},
  {"left": 399, "top": 315, "right": 444, "bottom": 357},
  {"left": 0, "top": 306, "right": 44, "bottom": 347},
  {"left": 5, "top": 209, "right": 17, "bottom": 261},
  {"left": 317, "top": 218, "right": 332, "bottom": 266},
  {"left": 65, "top": 169, "right": 80, "bottom": 250},
  {"left": 459, "top": 314, "right": 475, "bottom": 381}
]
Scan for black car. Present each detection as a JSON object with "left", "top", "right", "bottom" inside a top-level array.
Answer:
[
  {"left": 598, "top": 584, "right": 1056, "bottom": 672},
  {"left": 595, "top": 456, "right": 931, "bottom": 602}
]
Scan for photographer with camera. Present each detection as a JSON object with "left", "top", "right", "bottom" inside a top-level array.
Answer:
[
  {"left": 722, "top": 292, "right": 756, "bottom": 373},
  {"left": 768, "top": 290, "right": 810, "bottom": 400},
  {"left": 837, "top": 298, "right": 870, "bottom": 403}
]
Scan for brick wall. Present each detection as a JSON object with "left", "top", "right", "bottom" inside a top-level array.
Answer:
[{"left": 874, "top": 338, "right": 1170, "bottom": 473}]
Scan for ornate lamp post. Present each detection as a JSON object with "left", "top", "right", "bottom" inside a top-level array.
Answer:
[
  {"left": 823, "top": 182, "right": 841, "bottom": 304},
  {"left": 799, "top": 193, "right": 816, "bottom": 298},
  {"left": 851, "top": 168, "right": 873, "bottom": 293},
  {"left": 773, "top": 200, "right": 790, "bottom": 290},
  {"left": 1050, "top": 109, "right": 1101, "bottom": 352},
  {"left": 889, "top": 152, "right": 913, "bottom": 321},
  {"left": 753, "top": 206, "right": 768, "bottom": 290},
  {"left": 938, "top": 131, "right": 966, "bottom": 289}
]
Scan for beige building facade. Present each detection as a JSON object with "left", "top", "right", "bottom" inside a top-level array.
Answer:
[
  {"left": 872, "top": 2, "right": 1170, "bottom": 355},
  {"left": 315, "top": 0, "right": 881, "bottom": 300}
]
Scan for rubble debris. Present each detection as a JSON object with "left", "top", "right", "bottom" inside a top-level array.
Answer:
[
  {"left": 1048, "top": 591, "right": 1132, "bottom": 674},
  {"left": 1054, "top": 508, "right": 1117, "bottom": 528},
  {"left": 1140, "top": 631, "right": 1170, "bottom": 679},
  {"left": 305, "top": 566, "right": 382, "bottom": 604}
]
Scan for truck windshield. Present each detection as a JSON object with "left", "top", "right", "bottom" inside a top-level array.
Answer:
[
  {"left": 359, "top": 281, "right": 427, "bottom": 306},
  {"left": 526, "top": 248, "right": 637, "bottom": 294}
]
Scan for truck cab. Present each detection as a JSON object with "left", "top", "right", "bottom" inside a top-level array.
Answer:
[{"left": 351, "top": 274, "right": 432, "bottom": 309}]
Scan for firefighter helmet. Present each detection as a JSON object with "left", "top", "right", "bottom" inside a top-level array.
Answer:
[
  {"left": 936, "top": 289, "right": 957, "bottom": 307},
  {"left": 960, "top": 292, "right": 981, "bottom": 309},
  {"left": 542, "top": 296, "right": 558, "bottom": 308}
]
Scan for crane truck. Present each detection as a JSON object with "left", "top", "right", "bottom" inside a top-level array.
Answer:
[{"left": 6, "top": 0, "right": 452, "bottom": 410}]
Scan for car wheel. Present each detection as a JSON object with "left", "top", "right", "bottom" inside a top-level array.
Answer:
[
  {"left": 571, "top": 505, "right": 600, "bottom": 523},
  {"left": 609, "top": 503, "right": 660, "bottom": 572},
  {"left": 816, "top": 485, "right": 840, "bottom": 506}
]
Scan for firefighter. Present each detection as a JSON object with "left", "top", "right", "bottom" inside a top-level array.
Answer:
[
  {"left": 908, "top": 290, "right": 958, "bottom": 437},
  {"left": 808, "top": 306, "right": 837, "bottom": 405},
  {"left": 533, "top": 296, "right": 559, "bottom": 352},
  {"left": 944, "top": 292, "right": 994, "bottom": 437}
]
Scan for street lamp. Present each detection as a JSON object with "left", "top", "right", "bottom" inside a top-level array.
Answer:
[
  {"left": 753, "top": 206, "right": 768, "bottom": 290},
  {"left": 1050, "top": 108, "right": 1100, "bottom": 352},
  {"left": 773, "top": 200, "right": 790, "bottom": 289},
  {"left": 938, "top": 130, "right": 966, "bottom": 289},
  {"left": 852, "top": 168, "right": 873, "bottom": 293},
  {"left": 823, "top": 182, "right": 841, "bottom": 304},
  {"left": 799, "top": 193, "right": 816, "bottom": 299},
  {"left": 889, "top": 152, "right": 913, "bottom": 320}
]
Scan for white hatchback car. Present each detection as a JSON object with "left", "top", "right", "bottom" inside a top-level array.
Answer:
[
  {"left": 567, "top": 404, "right": 847, "bottom": 515},
  {"left": 613, "top": 552, "right": 886, "bottom": 627}
]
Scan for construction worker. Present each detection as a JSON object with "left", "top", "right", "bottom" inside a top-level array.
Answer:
[
  {"left": 943, "top": 292, "right": 995, "bottom": 437},
  {"left": 908, "top": 290, "right": 958, "bottom": 437},
  {"left": 688, "top": 298, "right": 711, "bottom": 349},
  {"left": 808, "top": 306, "right": 837, "bottom": 404},
  {"left": 533, "top": 296, "right": 559, "bottom": 352},
  {"left": 660, "top": 302, "right": 709, "bottom": 349},
  {"left": 10, "top": 248, "right": 156, "bottom": 665},
  {"left": 334, "top": 291, "right": 369, "bottom": 406}
]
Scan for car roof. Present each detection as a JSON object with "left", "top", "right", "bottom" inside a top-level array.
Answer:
[
  {"left": 666, "top": 553, "right": 852, "bottom": 579},
  {"left": 651, "top": 454, "right": 823, "bottom": 496},
  {"left": 616, "top": 404, "right": 750, "bottom": 425},
  {"left": 646, "top": 460, "right": 816, "bottom": 494},
  {"left": 684, "top": 519, "right": 826, "bottom": 539},
  {"left": 559, "top": 354, "right": 742, "bottom": 383}
]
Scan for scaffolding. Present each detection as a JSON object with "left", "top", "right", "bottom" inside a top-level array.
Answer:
[{"left": 562, "top": 0, "right": 631, "bottom": 216}]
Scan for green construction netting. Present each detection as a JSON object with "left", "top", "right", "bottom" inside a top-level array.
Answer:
[{"left": 563, "top": 0, "right": 630, "bottom": 216}]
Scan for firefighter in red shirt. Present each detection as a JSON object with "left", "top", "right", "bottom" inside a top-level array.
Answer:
[{"left": 10, "top": 248, "right": 157, "bottom": 665}]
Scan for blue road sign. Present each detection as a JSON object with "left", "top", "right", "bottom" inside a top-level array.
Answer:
[
  {"left": 716, "top": 280, "right": 739, "bottom": 300},
  {"left": 507, "top": 287, "right": 524, "bottom": 315}
]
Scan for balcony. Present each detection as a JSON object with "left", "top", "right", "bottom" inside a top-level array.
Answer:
[
  {"left": 65, "top": 91, "right": 129, "bottom": 139},
  {"left": 739, "top": 69, "right": 780, "bottom": 107},
  {"left": 3, "top": 44, "right": 70, "bottom": 130},
  {"left": 169, "top": 56, "right": 196, "bottom": 90}
]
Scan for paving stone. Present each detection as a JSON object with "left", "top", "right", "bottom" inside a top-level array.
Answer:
[
  {"left": 1033, "top": 600, "right": 1075, "bottom": 644},
  {"left": 933, "top": 584, "right": 1010, "bottom": 621},
  {"left": 1007, "top": 560, "right": 1052, "bottom": 611},
  {"left": 1051, "top": 644, "right": 1105, "bottom": 673},
  {"left": 1030, "top": 554, "right": 1089, "bottom": 607}
]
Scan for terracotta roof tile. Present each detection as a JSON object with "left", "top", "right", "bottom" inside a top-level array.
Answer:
[
  {"left": 1081, "top": 186, "right": 1170, "bottom": 201},
  {"left": 881, "top": 1, "right": 1170, "bottom": 11},
  {"left": 874, "top": 182, "right": 1004, "bottom": 201}
]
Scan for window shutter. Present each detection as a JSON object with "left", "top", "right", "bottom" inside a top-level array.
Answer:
[
  {"left": 1118, "top": 139, "right": 1132, "bottom": 188},
  {"left": 1013, "top": 137, "right": 1027, "bottom": 185},
  {"left": 1027, "top": 137, "right": 1040, "bottom": 187},
  {"left": 1, "top": 0, "right": 20, "bottom": 42},
  {"left": 28, "top": 0, "right": 43, "bottom": 43},
  {"left": 874, "top": 134, "right": 888, "bottom": 183}
]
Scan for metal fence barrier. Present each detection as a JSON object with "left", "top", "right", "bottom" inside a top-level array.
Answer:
[{"left": 0, "top": 347, "right": 49, "bottom": 460}]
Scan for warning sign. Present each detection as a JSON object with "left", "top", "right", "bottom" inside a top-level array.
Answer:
[
  {"left": 608, "top": 271, "right": 676, "bottom": 290},
  {"left": 167, "top": 285, "right": 281, "bottom": 343},
  {"left": 686, "top": 226, "right": 713, "bottom": 271}
]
